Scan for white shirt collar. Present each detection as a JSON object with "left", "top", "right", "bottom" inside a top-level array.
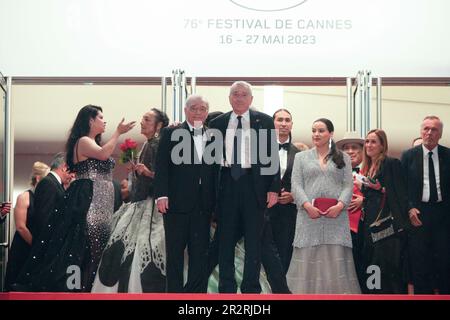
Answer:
[
  {"left": 49, "top": 171, "right": 62, "bottom": 185},
  {"left": 422, "top": 144, "right": 438, "bottom": 156},
  {"left": 231, "top": 110, "right": 250, "bottom": 122},
  {"left": 277, "top": 137, "right": 291, "bottom": 145},
  {"left": 187, "top": 122, "right": 203, "bottom": 132}
]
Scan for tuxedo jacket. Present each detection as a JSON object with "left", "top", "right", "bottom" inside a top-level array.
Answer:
[
  {"left": 401, "top": 144, "right": 450, "bottom": 210},
  {"left": 32, "top": 172, "right": 65, "bottom": 238},
  {"left": 268, "top": 142, "right": 300, "bottom": 215},
  {"left": 209, "top": 109, "right": 281, "bottom": 208},
  {"left": 154, "top": 121, "right": 216, "bottom": 214}
]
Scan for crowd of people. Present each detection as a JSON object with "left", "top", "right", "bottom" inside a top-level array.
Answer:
[{"left": 2, "top": 80, "right": 449, "bottom": 295}]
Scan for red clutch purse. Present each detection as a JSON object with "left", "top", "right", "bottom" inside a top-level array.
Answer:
[{"left": 312, "top": 198, "right": 338, "bottom": 215}]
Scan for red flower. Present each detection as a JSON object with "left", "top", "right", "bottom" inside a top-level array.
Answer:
[{"left": 119, "top": 138, "right": 138, "bottom": 164}]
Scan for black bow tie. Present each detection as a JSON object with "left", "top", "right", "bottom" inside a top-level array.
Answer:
[
  {"left": 279, "top": 143, "right": 289, "bottom": 151},
  {"left": 352, "top": 167, "right": 360, "bottom": 173},
  {"left": 190, "top": 128, "right": 204, "bottom": 136}
]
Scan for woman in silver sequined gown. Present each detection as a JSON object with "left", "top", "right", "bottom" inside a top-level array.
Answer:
[
  {"left": 92, "top": 108, "right": 169, "bottom": 293},
  {"left": 288, "top": 118, "right": 360, "bottom": 294},
  {"left": 14, "top": 105, "right": 135, "bottom": 292}
]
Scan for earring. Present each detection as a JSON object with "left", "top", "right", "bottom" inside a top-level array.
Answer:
[{"left": 328, "top": 139, "right": 332, "bottom": 149}]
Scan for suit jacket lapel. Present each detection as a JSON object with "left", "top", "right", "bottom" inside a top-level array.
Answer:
[
  {"left": 219, "top": 112, "right": 232, "bottom": 162},
  {"left": 438, "top": 145, "right": 447, "bottom": 193},
  {"left": 284, "top": 143, "right": 296, "bottom": 177},
  {"left": 415, "top": 146, "right": 424, "bottom": 195},
  {"left": 48, "top": 172, "right": 64, "bottom": 193},
  {"left": 249, "top": 109, "right": 258, "bottom": 130}
]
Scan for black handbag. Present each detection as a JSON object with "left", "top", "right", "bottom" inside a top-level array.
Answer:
[{"left": 369, "top": 190, "right": 403, "bottom": 243}]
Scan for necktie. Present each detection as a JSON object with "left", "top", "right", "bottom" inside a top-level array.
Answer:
[
  {"left": 231, "top": 116, "right": 243, "bottom": 181},
  {"left": 428, "top": 151, "right": 438, "bottom": 203},
  {"left": 279, "top": 143, "right": 289, "bottom": 151}
]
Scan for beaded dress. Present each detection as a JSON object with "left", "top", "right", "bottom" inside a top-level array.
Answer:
[{"left": 92, "top": 137, "right": 166, "bottom": 292}]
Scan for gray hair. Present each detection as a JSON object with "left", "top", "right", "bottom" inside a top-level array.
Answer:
[
  {"left": 50, "top": 152, "right": 66, "bottom": 170},
  {"left": 185, "top": 94, "right": 209, "bottom": 109},
  {"left": 422, "top": 115, "right": 444, "bottom": 133},
  {"left": 229, "top": 81, "right": 253, "bottom": 96}
]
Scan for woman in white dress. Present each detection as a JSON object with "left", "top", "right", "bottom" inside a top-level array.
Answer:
[
  {"left": 287, "top": 118, "right": 360, "bottom": 294},
  {"left": 92, "top": 108, "right": 169, "bottom": 292}
]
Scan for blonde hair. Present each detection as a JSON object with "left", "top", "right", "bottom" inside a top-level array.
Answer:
[
  {"left": 361, "top": 129, "right": 388, "bottom": 179},
  {"left": 30, "top": 161, "right": 50, "bottom": 187}
]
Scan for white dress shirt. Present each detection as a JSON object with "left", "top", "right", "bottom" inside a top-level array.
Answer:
[
  {"left": 278, "top": 138, "right": 290, "bottom": 179},
  {"left": 187, "top": 122, "right": 205, "bottom": 162},
  {"left": 224, "top": 111, "right": 251, "bottom": 168}
]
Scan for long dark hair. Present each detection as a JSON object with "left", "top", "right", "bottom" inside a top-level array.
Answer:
[
  {"left": 314, "top": 118, "right": 345, "bottom": 169},
  {"left": 65, "top": 105, "right": 103, "bottom": 171},
  {"left": 273, "top": 108, "right": 293, "bottom": 141}
]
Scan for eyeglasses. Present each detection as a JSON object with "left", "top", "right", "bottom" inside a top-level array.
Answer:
[{"left": 188, "top": 107, "right": 208, "bottom": 114}]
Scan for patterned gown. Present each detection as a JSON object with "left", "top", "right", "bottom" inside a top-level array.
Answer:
[
  {"left": 287, "top": 148, "right": 360, "bottom": 294},
  {"left": 92, "top": 137, "right": 166, "bottom": 293},
  {"left": 14, "top": 158, "right": 114, "bottom": 292}
]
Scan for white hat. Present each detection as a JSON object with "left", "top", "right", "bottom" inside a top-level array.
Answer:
[{"left": 336, "top": 132, "right": 364, "bottom": 150}]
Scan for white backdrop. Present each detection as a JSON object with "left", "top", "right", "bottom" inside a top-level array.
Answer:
[{"left": 1, "top": 0, "right": 450, "bottom": 77}]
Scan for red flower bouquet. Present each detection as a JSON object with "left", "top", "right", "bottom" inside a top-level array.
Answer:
[{"left": 119, "top": 138, "right": 138, "bottom": 164}]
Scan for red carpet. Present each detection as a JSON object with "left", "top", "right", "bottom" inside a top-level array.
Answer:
[{"left": 1, "top": 292, "right": 449, "bottom": 300}]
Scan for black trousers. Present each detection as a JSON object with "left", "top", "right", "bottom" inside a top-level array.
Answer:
[
  {"left": 268, "top": 203, "right": 297, "bottom": 274},
  {"left": 208, "top": 218, "right": 291, "bottom": 293},
  {"left": 408, "top": 201, "right": 450, "bottom": 294},
  {"left": 163, "top": 205, "right": 210, "bottom": 293},
  {"left": 217, "top": 170, "right": 265, "bottom": 293}
]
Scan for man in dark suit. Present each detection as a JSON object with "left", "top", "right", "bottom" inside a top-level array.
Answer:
[
  {"left": 401, "top": 115, "right": 450, "bottom": 294},
  {"left": 154, "top": 95, "right": 216, "bottom": 293},
  {"left": 33, "top": 152, "right": 70, "bottom": 239},
  {"left": 209, "top": 81, "right": 280, "bottom": 293},
  {"left": 268, "top": 108, "right": 300, "bottom": 274}
]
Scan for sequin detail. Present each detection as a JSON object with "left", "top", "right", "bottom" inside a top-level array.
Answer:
[{"left": 74, "top": 158, "right": 115, "bottom": 289}]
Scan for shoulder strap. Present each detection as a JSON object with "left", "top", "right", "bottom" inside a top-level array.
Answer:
[{"left": 373, "top": 188, "right": 387, "bottom": 223}]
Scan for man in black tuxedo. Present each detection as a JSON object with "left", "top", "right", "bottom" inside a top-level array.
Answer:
[
  {"left": 268, "top": 108, "right": 300, "bottom": 274},
  {"left": 401, "top": 116, "right": 450, "bottom": 294},
  {"left": 154, "top": 95, "right": 215, "bottom": 293},
  {"left": 209, "top": 81, "right": 280, "bottom": 293},
  {"left": 33, "top": 152, "right": 70, "bottom": 239}
]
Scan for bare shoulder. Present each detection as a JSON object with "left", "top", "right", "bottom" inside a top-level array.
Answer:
[
  {"left": 16, "top": 191, "right": 30, "bottom": 207},
  {"left": 78, "top": 136, "right": 95, "bottom": 147}
]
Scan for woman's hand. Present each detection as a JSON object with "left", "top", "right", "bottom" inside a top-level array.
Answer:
[
  {"left": 303, "top": 202, "right": 322, "bottom": 219},
  {"left": 324, "top": 201, "right": 345, "bottom": 218},
  {"left": 0, "top": 202, "right": 11, "bottom": 217},
  {"left": 366, "top": 178, "right": 382, "bottom": 191},
  {"left": 117, "top": 118, "right": 136, "bottom": 134},
  {"left": 278, "top": 189, "right": 294, "bottom": 205},
  {"left": 348, "top": 194, "right": 363, "bottom": 212},
  {"left": 133, "top": 163, "right": 155, "bottom": 178}
]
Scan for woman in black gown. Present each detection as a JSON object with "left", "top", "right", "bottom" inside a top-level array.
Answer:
[
  {"left": 359, "top": 129, "right": 410, "bottom": 294},
  {"left": 14, "top": 105, "right": 135, "bottom": 292},
  {"left": 4, "top": 161, "right": 49, "bottom": 290}
]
